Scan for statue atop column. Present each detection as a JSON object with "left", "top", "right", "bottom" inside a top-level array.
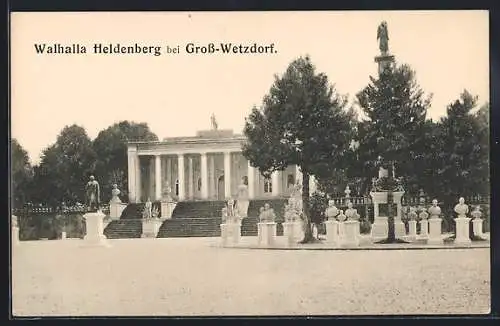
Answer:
[
  {"left": 377, "top": 21, "right": 390, "bottom": 55},
  {"left": 85, "top": 175, "right": 100, "bottom": 212}
]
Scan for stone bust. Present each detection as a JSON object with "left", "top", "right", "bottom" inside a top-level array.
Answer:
[
  {"left": 471, "top": 205, "right": 482, "bottom": 220},
  {"left": 428, "top": 199, "right": 441, "bottom": 218},
  {"left": 325, "top": 200, "right": 339, "bottom": 221},
  {"left": 264, "top": 203, "right": 276, "bottom": 222},
  {"left": 337, "top": 209, "right": 346, "bottom": 222},
  {"left": 344, "top": 201, "right": 359, "bottom": 221},
  {"left": 454, "top": 197, "right": 469, "bottom": 218},
  {"left": 418, "top": 208, "right": 429, "bottom": 220},
  {"left": 408, "top": 207, "right": 418, "bottom": 221},
  {"left": 110, "top": 184, "right": 122, "bottom": 203},
  {"left": 258, "top": 206, "right": 266, "bottom": 222}
]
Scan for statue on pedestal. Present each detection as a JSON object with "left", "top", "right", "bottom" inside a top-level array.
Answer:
[
  {"left": 325, "top": 200, "right": 339, "bottom": 221},
  {"left": 162, "top": 183, "right": 173, "bottom": 202},
  {"left": 227, "top": 198, "right": 235, "bottom": 218},
  {"left": 143, "top": 198, "right": 152, "bottom": 219},
  {"left": 377, "top": 21, "right": 390, "bottom": 55},
  {"left": 110, "top": 184, "right": 122, "bottom": 203},
  {"left": 258, "top": 206, "right": 266, "bottom": 222},
  {"left": 454, "top": 197, "right": 469, "bottom": 218},
  {"left": 345, "top": 201, "right": 360, "bottom": 221},
  {"left": 85, "top": 175, "right": 100, "bottom": 212},
  {"left": 260, "top": 203, "right": 275, "bottom": 223},
  {"left": 428, "top": 199, "right": 441, "bottom": 218}
]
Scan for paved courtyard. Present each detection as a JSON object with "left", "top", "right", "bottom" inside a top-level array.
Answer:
[{"left": 12, "top": 237, "right": 490, "bottom": 316}]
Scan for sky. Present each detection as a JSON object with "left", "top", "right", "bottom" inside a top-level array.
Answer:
[{"left": 11, "top": 10, "right": 489, "bottom": 164}]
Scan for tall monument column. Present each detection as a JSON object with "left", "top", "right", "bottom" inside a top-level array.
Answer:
[
  {"left": 135, "top": 155, "right": 142, "bottom": 202},
  {"left": 200, "top": 152, "right": 208, "bottom": 199},
  {"left": 224, "top": 151, "right": 232, "bottom": 199},
  {"left": 155, "top": 155, "right": 162, "bottom": 201},
  {"left": 177, "top": 154, "right": 185, "bottom": 201},
  {"left": 247, "top": 161, "right": 255, "bottom": 199},
  {"left": 166, "top": 156, "right": 172, "bottom": 191}
]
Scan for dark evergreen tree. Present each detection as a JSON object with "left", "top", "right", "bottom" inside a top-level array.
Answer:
[
  {"left": 242, "top": 56, "right": 356, "bottom": 243},
  {"left": 11, "top": 138, "right": 33, "bottom": 208}
]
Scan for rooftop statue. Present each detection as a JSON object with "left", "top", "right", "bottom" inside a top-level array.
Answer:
[{"left": 210, "top": 113, "right": 218, "bottom": 130}]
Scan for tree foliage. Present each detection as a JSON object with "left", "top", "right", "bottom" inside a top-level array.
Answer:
[
  {"left": 352, "top": 63, "right": 432, "bottom": 194},
  {"left": 93, "top": 121, "right": 158, "bottom": 203},
  {"left": 32, "top": 125, "right": 97, "bottom": 207},
  {"left": 11, "top": 138, "right": 33, "bottom": 208},
  {"left": 242, "top": 56, "right": 355, "bottom": 242}
]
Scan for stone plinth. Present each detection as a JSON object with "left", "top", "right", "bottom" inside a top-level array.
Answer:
[
  {"left": 161, "top": 201, "right": 177, "bottom": 219},
  {"left": 61, "top": 231, "right": 67, "bottom": 240},
  {"left": 236, "top": 200, "right": 249, "bottom": 218},
  {"left": 142, "top": 218, "right": 162, "bottom": 238},
  {"left": 454, "top": 217, "right": 471, "bottom": 244},
  {"left": 324, "top": 220, "right": 340, "bottom": 246},
  {"left": 341, "top": 220, "right": 360, "bottom": 247},
  {"left": 257, "top": 222, "right": 277, "bottom": 247},
  {"left": 282, "top": 221, "right": 302, "bottom": 246},
  {"left": 472, "top": 219, "right": 484, "bottom": 238},
  {"left": 419, "top": 220, "right": 429, "bottom": 239},
  {"left": 109, "top": 202, "right": 127, "bottom": 220},
  {"left": 427, "top": 217, "right": 443, "bottom": 245},
  {"left": 220, "top": 222, "right": 241, "bottom": 246},
  {"left": 83, "top": 211, "right": 109, "bottom": 246},
  {"left": 407, "top": 220, "right": 417, "bottom": 241},
  {"left": 371, "top": 216, "right": 388, "bottom": 241},
  {"left": 12, "top": 226, "right": 19, "bottom": 245}
]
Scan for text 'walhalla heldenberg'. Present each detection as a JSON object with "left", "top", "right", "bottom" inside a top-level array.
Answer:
[{"left": 33, "top": 42, "right": 278, "bottom": 56}]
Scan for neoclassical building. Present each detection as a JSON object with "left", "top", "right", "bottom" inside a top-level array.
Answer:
[{"left": 127, "top": 128, "right": 316, "bottom": 203}]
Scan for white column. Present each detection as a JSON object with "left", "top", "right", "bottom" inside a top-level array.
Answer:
[
  {"left": 135, "top": 155, "right": 142, "bottom": 202},
  {"left": 271, "top": 171, "right": 280, "bottom": 197},
  {"left": 149, "top": 158, "right": 155, "bottom": 200},
  {"left": 177, "top": 154, "right": 185, "bottom": 201},
  {"left": 247, "top": 160, "right": 255, "bottom": 199},
  {"left": 127, "top": 146, "right": 137, "bottom": 203},
  {"left": 209, "top": 155, "right": 215, "bottom": 199},
  {"left": 200, "top": 152, "right": 208, "bottom": 199},
  {"left": 166, "top": 157, "right": 172, "bottom": 190},
  {"left": 155, "top": 155, "right": 162, "bottom": 201},
  {"left": 224, "top": 151, "right": 231, "bottom": 199},
  {"left": 309, "top": 175, "right": 317, "bottom": 194},
  {"left": 188, "top": 157, "right": 194, "bottom": 199},
  {"left": 295, "top": 165, "right": 303, "bottom": 185}
]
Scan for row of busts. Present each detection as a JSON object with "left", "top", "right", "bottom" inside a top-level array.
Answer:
[
  {"left": 407, "top": 197, "right": 483, "bottom": 220},
  {"left": 325, "top": 200, "right": 360, "bottom": 222}
]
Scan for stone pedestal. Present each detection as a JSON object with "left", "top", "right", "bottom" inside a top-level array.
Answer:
[
  {"left": 12, "top": 226, "right": 19, "bottom": 245},
  {"left": 142, "top": 218, "right": 162, "bottom": 238},
  {"left": 407, "top": 220, "right": 417, "bottom": 240},
  {"left": 419, "top": 220, "right": 429, "bottom": 239},
  {"left": 257, "top": 222, "right": 277, "bottom": 247},
  {"left": 341, "top": 220, "right": 360, "bottom": 247},
  {"left": 282, "top": 221, "right": 302, "bottom": 246},
  {"left": 371, "top": 216, "right": 388, "bottom": 241},
  {"left": 220, "top": 222, "right": 241, "bottom": 246},
  {"left": 324, "top": 220, "right": 340, "bottom": 246},
  {"left": 236, "top": 199, "right": 249, "bottom": 218},
  {"left": 161, "top": 201, "right": 177, "bottom": 219},
  {"left": 61, "top": 231, "right": 67, "bottom": 240},
  {"left": 394, "top": 219, "right": 406, "bottom": 238},
  {"left": 472, "top": 219, "right": 484, "bottom": 238},
  {"left": 454, "top": 217, "right": 471, "bottom": 244},
  {"left": 109, "top": 202, "right": 127, "bottom": 220},
  {"left": 427, "top": 217, "right": 443, "bottom": 245},
  {"left": 83, "top": 211, "right": 109, "bottom": 246}
]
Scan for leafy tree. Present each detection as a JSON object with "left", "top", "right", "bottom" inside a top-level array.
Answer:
[
  {"left": 435, "top": 92, "right": 489, "bottom": 204},
  {"left": 11, "top": 138, "right": 33, "bottom": 208},
  {"left": 93, "top": 121, "right": 158, "bottom": 203},
  {"left": 242, "top": 56, "right": 355, "bottom": 243},
  {"left": 32, "top": 125, "right": 97, "bottom": 207},
  {"left": 355, "top": 63, "right": 432, "bottom": 242}
]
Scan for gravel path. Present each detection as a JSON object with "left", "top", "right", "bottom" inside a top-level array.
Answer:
[{"left": 12, "top": 237, "right": 490, "bottom": 316}]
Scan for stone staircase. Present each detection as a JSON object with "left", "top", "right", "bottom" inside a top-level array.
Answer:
[
  {"left": 171, "top": 200, "right": 226, "bottom": 218},
  {"left": 120, "top": 201, "right": 162, "bottom": 219},
  {"left": 104, "top": 219, "right": 143, "bottom": 239},
  {"left": 157, "top": 218, "right": 222, "bottom": 238}
]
